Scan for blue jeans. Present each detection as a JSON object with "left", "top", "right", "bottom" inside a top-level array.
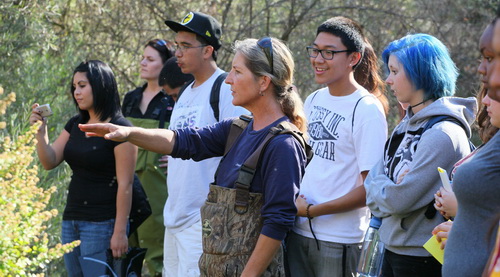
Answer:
[
  {"left": 381, "top": 249, "right": 441, "bottom": 277},
  {"left": 62, "top": 219, "right": 115, "bottom": 277}
]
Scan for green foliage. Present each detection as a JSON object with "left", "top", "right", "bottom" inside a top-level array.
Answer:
[
  {"left": 0, "top": 88, "right": 79, "bottom": 276},
  {"left": 1, "top": 1, "right": 82, "bottom": 273},
  {"left": 0, "top": 0, "right": 495, "bottom": 273}
]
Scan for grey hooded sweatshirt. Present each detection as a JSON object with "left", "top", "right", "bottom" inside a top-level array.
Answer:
[{"left": 365, "top": 96, "right": 477, "bottom": 256}]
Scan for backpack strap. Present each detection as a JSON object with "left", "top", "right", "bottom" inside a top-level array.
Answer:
[
  {"left": 309, "top": 90, "right": 320, "bottom": 104},
  {"left": 233, "top": 120, "right": 312, "bottom": 214},
  {"left": 234, "top": 129, "right": 276, "bottom": 214},
  {"left": 158, "top": 95, "right": 174, "bottom": 129},
  {"left": 276, "top": 121, "right": 313, "bottom": 163},
  {"left": 420, "top": 115, "right": 475, "bottom": 152},
  {"left": 210, "top": 72, "right": 228, "bottom": 122},
  {"left": 176, "top": 80, "right": 193, "bottom": 101},
  {"left": 212, "top": 115, "right": 252, "bottom": 188},
  {"left": 224, "top": 114, "right": 253, "bottom": 155},
  {"left": 351, "top": 95, "right": 369, "bottom": 133},
  {"left": 176, "top": 72, "right": 228, "bottom": 122},
  {"left": 419, "top": 115, "right": 475, "bottom": 219},
  {"left": 422, "top": 115, "right": 457, "bottom": 133}
]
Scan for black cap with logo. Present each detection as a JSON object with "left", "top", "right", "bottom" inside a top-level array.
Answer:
[{"left": 165, "top": 12, "right": 222, "bottom": 50}]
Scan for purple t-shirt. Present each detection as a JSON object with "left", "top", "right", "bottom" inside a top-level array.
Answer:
[{"left": 172, "top": 116, "right": 307, "bottom": 240}]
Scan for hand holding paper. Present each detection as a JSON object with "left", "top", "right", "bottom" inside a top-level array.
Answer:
[
  {"left": 424, "top": 235, "right": 446, "bottom": 264},
  {"left": 425, "top": 221, "right": 453, "bottom": 264}
]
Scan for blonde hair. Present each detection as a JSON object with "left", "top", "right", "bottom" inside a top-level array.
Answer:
[{"left": 233, "top": 38, "right": 307, "bottom": 134}]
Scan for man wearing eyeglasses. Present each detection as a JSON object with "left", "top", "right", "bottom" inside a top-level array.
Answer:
[
  {"left": 286, "top": 17, "right": 388, "bottom": 277},
  {"left": 162, "top": 11, "right": 247, "bottom": 277}
]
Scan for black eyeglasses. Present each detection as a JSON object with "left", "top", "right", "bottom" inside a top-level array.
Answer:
[
  {"left": 306, "top": 46, "right": 351, "bottom": 60},
  {"left": 258, "top": 37, "right": 274, "bottom": 75},
  {"left": 175, "top": 44, "right": 208, "bottom": 52}
]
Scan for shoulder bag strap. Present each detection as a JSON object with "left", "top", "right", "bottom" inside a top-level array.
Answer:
[
  {"left": 176, "top": 80, "right": 194, "bottom": 101},
  {"left": 352, "top": 94, "right": 369, "bottom": 133},
  {"left": 234, "top": 120, "right": 311, "bottom": 214},
  {"left": 224, "top": 114, "right": 252, "bottom": 155},
  {"left": 210, "top": 72, "right": 229, "bottom": 122}
]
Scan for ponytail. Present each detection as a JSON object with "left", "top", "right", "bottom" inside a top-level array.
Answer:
[
  {"left": 355, "top": 40, "right": 389, "bottom": 115},
  {"left": 278, "top": 85, "right": 307, "bottom": 135}
]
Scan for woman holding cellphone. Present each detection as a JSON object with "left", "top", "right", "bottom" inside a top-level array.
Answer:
[{"left": 29, "top": 60, "right": 137, "bottom": 276}]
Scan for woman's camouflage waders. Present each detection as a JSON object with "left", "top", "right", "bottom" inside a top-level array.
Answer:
[{"left": 199, "top": 184, "right": 284, "bottom": 277}]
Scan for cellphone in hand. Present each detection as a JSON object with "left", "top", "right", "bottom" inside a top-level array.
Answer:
[
  {"left": 437, "top": 167, "right": 452, "bottom": 191},
  {"left": 36, "top": 104, "right": 53, "bottom": 118}
]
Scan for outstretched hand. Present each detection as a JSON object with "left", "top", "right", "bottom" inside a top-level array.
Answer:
[{"left": 78, "top": 123, "right": 130, "bottom": 142}]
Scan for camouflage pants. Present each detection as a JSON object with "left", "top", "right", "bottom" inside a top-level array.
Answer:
[{"left": 199, "top": 185, "right": 285, "bottom": 277}]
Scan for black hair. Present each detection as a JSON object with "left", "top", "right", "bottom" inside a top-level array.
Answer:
[
  {"left": 145, "top": 39, "right": 175, "bottom": 63},
  {"left": 195, "top": 34, "right": 218, "bottom": 62},
  {"left": 159, "top": 57, "right": 194, "bottom": 88},
  {"left": 316, "top": 17, "right": 365, "bottom": 67},
  {"left": 71, "top": 60, "right": 121, "bottom": 122},
  {"left": 317, "top": 16, "right": 389, "bottom": 114}
]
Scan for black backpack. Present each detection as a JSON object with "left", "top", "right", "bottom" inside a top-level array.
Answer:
[{"left": 177, "top": 72, "right": 228, "bottom": 122}]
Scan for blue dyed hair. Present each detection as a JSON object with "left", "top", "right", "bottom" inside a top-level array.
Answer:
[{"left": 382, "top": 33, "right": 458, "bottom": 100}]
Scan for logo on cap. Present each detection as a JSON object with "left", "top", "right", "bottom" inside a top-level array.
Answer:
[
  {"left": 181, "top": 12, "right": 194, "bottom": 25},
  {"left": 205, "top": 30, "right": 212, "bottom": 37}
]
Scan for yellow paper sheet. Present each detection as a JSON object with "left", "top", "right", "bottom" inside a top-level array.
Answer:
[{"left": 423, "top": 234, "right": 445, "bottom": 264}]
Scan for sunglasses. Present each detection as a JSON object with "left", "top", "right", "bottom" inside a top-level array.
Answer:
[
  {"left": 156, "top": 39, "right": 167, "bottom": 47},
  {"left": 152, "top": 39, "right": 173, "bottom": 55},
  {"left": 257, "top": 37, "right": 274, "bottom": 75}
]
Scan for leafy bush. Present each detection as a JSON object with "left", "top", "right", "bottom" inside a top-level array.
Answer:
[{"left": 0, "top": 87, "right": 79, "bottom": 276}]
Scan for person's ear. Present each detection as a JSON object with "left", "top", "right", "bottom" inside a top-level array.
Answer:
[
  {"left": 350, "top": 52, "right": 362, "bottom": 67},
  {"left": 259, "top": 75, "right": 272, "bottom": 92},
  {"left": 203, "top": 45, "right": 214, "bottom": 60}
]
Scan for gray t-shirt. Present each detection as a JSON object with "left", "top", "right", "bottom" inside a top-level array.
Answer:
[{"left": 443, "top": 131, "right": 500, "bottom": 276}]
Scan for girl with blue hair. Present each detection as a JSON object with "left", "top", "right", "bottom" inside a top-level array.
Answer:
[{"left": 364, "top": 33, "right": 477, "bottom": 276}]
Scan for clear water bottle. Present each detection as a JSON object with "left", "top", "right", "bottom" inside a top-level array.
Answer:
[{"left": 356, "top": 217, "right": 385, "bottom": 277}]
